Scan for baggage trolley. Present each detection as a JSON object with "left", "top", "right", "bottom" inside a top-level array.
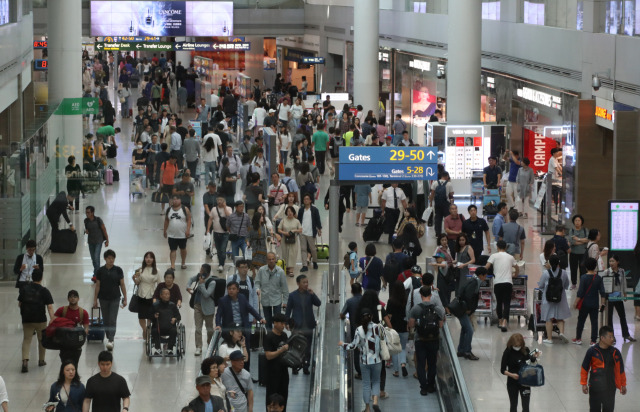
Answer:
[
  {"left": 129, "top": 165, "right": 147, "bottom": 199},
  {"left": 482, "top": 187, "right": 501, "bottom": 221},
  {"left": 472, "top": 273, "right": 498, "bottom": 325},
  {"left": 530, "top": 288, "right": 560, "bottom": 340},
  {"left": 509, "top": 275, "right": 529, "bottom": 324}
]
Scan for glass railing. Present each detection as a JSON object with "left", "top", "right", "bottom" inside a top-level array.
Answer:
[
  {"left": 308, "top": 270, "right": 328, "bottom": 412},
  {"left": 436, "top": 323, "right": 475, "bottom": 411},
  {"left": 339, "top": 273, "right": 355, "bottom": 412},
  {"left": 197, "top": 329, "right": 222, "bottom": 376}
]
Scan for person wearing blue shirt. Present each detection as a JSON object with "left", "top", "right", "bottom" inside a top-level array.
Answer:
[
  {"left": 47, "top": 361, "right": 86, "bottom": 412},
  {"left": 492, "top": 202, "right": 508, "bottom": 242},
  {"left": 506, "top": 150, "right": 522, "bottom": 210}
]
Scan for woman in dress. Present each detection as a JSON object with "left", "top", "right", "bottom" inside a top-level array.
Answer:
[
  {"left": 537, "top": 255, "right": 571, "bottom": 344},
  {"left": 132, "top": 251, "right": 161, "bottom": 340},
  {"left": 46, "top": 361, "right": 86, "bottom": 412},
  {"left": 248, "top": 212, "right": 268, "bottom": 275},
  {"left": 455, "top": 233, "right": 475, "bottom": 289},
  {"left": 278, "top": 206, "right": 302, "bottom": 277}
]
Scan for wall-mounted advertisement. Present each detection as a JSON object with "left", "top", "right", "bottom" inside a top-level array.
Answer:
[
  {"left": 90, "top": 1, "right": 233, "bottom": 37},
  {"left": 411, "top": 80, "right": 437, "bottom": 119}
]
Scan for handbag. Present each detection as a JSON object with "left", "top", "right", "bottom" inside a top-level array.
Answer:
[
  {"left": 575, "top": 274, "right": 596, "bottom": 310},
  {"left": 229, "top": 214, "right": 244, "bottom": 242},
  {"left": 215, "top": 207, "right": 228, "bottom": 232},
  {"left": 203, "top": 233, "right": 212, "bottom": 251},
  {"left": 422, "top": 206, "right": 433, "bottom": 226},
  {"left": 377, "top": 324, "right": 391, "bottom": 361},
  {"left": 448, "top": 297, "right": 467, "bottom": 318},
  {"left": 151, "top": 190, "right": 169, "bottom": 204},
  {"left": 245, "top": 246, "right": 253, "bottom": 261},
  {"left": 518, "top": 363, "right": 545, "bottom": 387},
  {"left": 128, "top": 285, "right": 140, "bottom": 313},
  {"left": 284, "top": 232, "right": 297, "bottom": 244}
]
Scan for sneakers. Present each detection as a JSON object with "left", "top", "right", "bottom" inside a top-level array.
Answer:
[
  {"left": 590, "top": 341, "right": 597, "bottom": 346},
  {"left": 166, "top": 348, "right": 175, "bottom": 356},
  {"left": 300, "top": 266, "right": 309, "bottom": 273},
  {"left": 194, "top": 347, "right": 202, "bottom": 356},
  {"left": 106, "top": 341, "right": 114, "bottom": 351},
  {"left": 543, "top": 339, "right": 553, "bottom": 344},
  {"left": 570, "top": 284, "right": 577, "bottom": 290},
  {"left": 402, "top": 366, "right": 408, "bottom": 377},
  {"left": 153, "top": 348, "right": 162, "bottom": 356},
  {"left": 420, "top": 389, "right": 428, "bottom": 396},
  {"left": 313, "top": 262, "right": 318, "bottom": 270},
  {"left": 217, "top": 265, "right": 223, "bottom": 273},
  {"left": 559, "top": 333, "right": 569, "bottom": 344},
  {"left": 572, "top": 338, "right": 583, "bottom": 345}
]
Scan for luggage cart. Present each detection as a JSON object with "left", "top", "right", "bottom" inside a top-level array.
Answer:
[
  {"left": 129, "top": 165, "right": 147, "bottom": 199},
  {"left": 531, "top": 288, "right": 560, "bottom": 339},
  {"left": 510, "top": 275, "right": 529, "bottom": 324},
  {"left": 482, "top": 187, "right": 501, "bottom": 221},
  {"left": 471, "top": 272, "right": 498, "bottom": 325}
]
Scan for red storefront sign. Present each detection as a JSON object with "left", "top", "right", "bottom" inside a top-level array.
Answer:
[{"left": 523, "top": 129, "right": 557, "bottom": 173}]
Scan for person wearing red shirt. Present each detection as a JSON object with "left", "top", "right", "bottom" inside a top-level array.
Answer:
[
  {"left": 53, "top": 290, "right": 89, "bottom": 366},
  {"left": 443, "top": 204, "right": 465, "bottom": 259}
]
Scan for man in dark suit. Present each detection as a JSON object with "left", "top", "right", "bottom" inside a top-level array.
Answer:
[
  {"left": 14, "top": 239, "right": 44, "bottom": 289},
  {"left": 215, "top": 280, "right": 265, "bottom": 370},
  {"left": 46, "top": 191, "right": 75, "bottom": 234},
  {"left": 285, "top": 275, "right": 321, "bottom": 374}
]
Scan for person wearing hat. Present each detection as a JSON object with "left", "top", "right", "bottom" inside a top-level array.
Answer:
[
  {"left": 455, "top": 267, "right": 489, "bottom": 361},
  {"left": 226, "top": 201, "right": 251, "bottom": 259},
  {"left": 188, "top": 375, "right": 226, "bottom": 412},
  {"left": 221, "top": 350, "right": 254, "bottom": 412},
  {"left": 381, "top": 135, "right": 394, "bottom": 147},
  {"left": 53, "top": 290, "right": 90, "bottom": 366},
  {"left": 264, "top": 108, "right": 278, "bottom": 129}
]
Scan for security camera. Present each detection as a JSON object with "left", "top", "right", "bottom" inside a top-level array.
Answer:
[
  {"left": 592, "top": 75, "right": 601, "bottom": 91},
  {"left": 436, "top": 68, "right": 445, "bottom": 79}
]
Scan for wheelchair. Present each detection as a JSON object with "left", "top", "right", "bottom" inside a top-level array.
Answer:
[{"left": 145, "top": 322, "right": 186, "bottom": 361}]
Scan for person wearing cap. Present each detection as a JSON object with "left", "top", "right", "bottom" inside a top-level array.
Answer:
[
  {"left": 221, "top": 350, "right": 254, "bottom": 412},
  {"left": 264, "top": 108, "right": 278, "bottom": 129},
  {"left": 285, "top": 274, "right": 321, "bottom": 375},
  {"left": 188, "top": 375, "right": 226, "bottom": 412},
  {"left": 381, "top": 135, "right": 394, "bottom": 147},
  {"left": 226, "top": 201, "right": 251, "bottom": 259},
  {"left": 53, "top": 290, "right": 90, "bottom": 366},
  {"left": 264, "top": 313, "right": 291, "bottom": 410},
  {"left": 455, "top": 267, "right": 489, "bottom": 361}
]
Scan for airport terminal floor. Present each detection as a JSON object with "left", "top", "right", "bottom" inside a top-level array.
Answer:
[{"left": 2, "top": 102, "right": 639, "bottom": 412}]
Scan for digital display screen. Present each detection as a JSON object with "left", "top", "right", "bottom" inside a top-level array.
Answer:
[
  {"left": 90, "top": 1, "right": 233, "bottom": 37},
  {"left": 34, "top": 59, "right": 48, "bottom": 71},
  {"left": 33, "top": 41, "right": 48, "bottom": 49},
  {"left": 610, "top": 202, "right": 639, "bottom": 251}
]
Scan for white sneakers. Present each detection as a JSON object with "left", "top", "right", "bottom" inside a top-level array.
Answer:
[
  {"left": 166, "top": 349, "right": 174, "bottom": 356},
  {"left": 153, "top": 348, "right": 162, "bottom": 356},
  {"left": 106, "top": 341, "right": 114, "bottom": 351},
  {"left": 194, "top": 348, "right": 202, "bottom": 356},
  {"left": 558, "top": 333, "right": 569, "bottom": 344},
  {"left": 542, "top": 339, "right": 553, "bottom": 344},
  {"left": 218, "top": 265, "right": 223, "bottom": 273}
]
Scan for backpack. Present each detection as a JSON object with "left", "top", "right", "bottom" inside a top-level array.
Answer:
[
  {"left": 506, "top": 225, "right": 522, "bottom": 256},
  {"left": 302, "top": 179, "right": 316, "bottom": 196},
  {"left": 165, "top": 204, "right": 188, "bottom": 219},
  {"left": 545, "top": 269, "right": 564, "bottom": 303},
  {"left": 280, "top": 333, "right": 308, "bottom": 369},
  {"left": 383, "top": 255, "right": 403, "bottom": 286},
  {"left": 416, "top": 303, "right": 440, "bottom": 340},
  {"left": 434, "top": 181, "right": 449, "bottom": 208},
  {"left": 20, "top": 283, "right": 41, "bottom": 307},
  {"left": 282, "top": 177, "right": 294, "bottom": 194}
]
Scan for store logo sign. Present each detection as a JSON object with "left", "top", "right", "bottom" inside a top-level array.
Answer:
[
  {"left": 595, "top": 106, "right": 613, "bottom": 122},
  {"left": 409, "top": 59, "right": 431, "bottom": 71},
  {"left": 517, "top": 87, "right": 562, "bottom": 109}
]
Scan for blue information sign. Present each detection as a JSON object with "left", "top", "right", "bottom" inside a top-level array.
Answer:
[
  {"left": 338, "top": 147, "right": 438, "bottom": 181},
  {"left": 339, "top": 163, "right": 436, "bottom": 181},
  {"left": 302, "top": 56, "right": 325, "bottom": 64},
  {"left": 339, "top": 147, "right": 438, "bottom": 164}
]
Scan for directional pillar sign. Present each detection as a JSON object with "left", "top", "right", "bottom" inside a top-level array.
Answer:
[
  {"left": 338, "top": 147, "right": 438, "bottom": 181},
  {"left": 95, "top": 42, "right": 174, "bottom": 51},
  {"left": 174, "top": 42, "right": 251, "bottom": 51}
]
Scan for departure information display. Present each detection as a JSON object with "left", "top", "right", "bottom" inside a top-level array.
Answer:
[{"left": 609, "top": 201, "right": 639, "bottom": 251}]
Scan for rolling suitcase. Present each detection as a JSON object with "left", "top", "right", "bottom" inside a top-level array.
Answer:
[
  {"left": 258, "top": 351, "right": 268, "bottom": 386},
  {"left": 316, "top": 236, "right": 329, "bottom": 260},
  {"left": 112, "top": 169, "right": 119, "bottom": 182},
  {"left": 363, "top": 216, "right": 385, "bottom": 242},
  {"left": 106, "top": 144, "right": 117, "bottom": 158},
  {"left": 105, "top": 168, "right": 113, "bottom": 185},
  {"left": 87, "top": 308, "right": 105, "bottom": 342},
  {"left": 50, "top": 229, "right": 78, "bottom": 253}
]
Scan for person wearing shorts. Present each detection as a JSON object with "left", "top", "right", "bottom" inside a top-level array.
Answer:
[
  {"left": 164, "top": 195, "right": 191, "bottom": 269},
  {"left": 346, "top": 242, "right": 360, "bottom": 285},
  {"left": 159, "top": 155, "right": 179, "bottom": 213},
  {"left": 354, "top": 184, "right": 372, "bottom": 227}
]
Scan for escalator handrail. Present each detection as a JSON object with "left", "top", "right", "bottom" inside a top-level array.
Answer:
[
  {"left": 196, "top": 329, "right": 222, "bottom": 377},
  {"left": 308, "top": 270, "right": 328, "bottom": 412},
  {"left": 439, "top": 323, "right": 475, "bottom": 411}
]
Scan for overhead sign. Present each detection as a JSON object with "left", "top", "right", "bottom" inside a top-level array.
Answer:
[
  {"left": 34, "top": 59, "right": 48, "bottom": 71},
  {"left": 90, "top": 1, "right": 233, "bottom": 37},
  {"left": 33, "top": 41, "right": 48, "bottom": 49},
  {"left": 339, "top": 147, "right": 438, "bottom": 182},
  {"left": 101, "top": 36, "right": 161, "bottom": 42},
  {"left": 95, "top": 42, "right": 173, "bottom": 51},
  {"left": 409, "top": 59, "right": 431, "bottom": 72},
  {"left": 302, "top": 57, "right": 325, "bottom": 64},
  {"left": 517, "top": 87, "right": 562, "bottom": 110},
  {"left": 609, "top": 201, "right": 639, "bottom": 251},
  {"left": 595, "top": 97, "right": 615, "bottom": 130},
  {"left": 174, "top": 41, "right": 250, "bottom": 51},
  {"left": 55, "top": 98, "right": 100, "bottom": 116}
]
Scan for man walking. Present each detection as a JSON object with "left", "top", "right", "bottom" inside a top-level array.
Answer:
[
  {"left": 221, "top": 351, "right": 254, "bottom": 412},
  {"left": 581, "top": 325, "right": 627, "bottom": 411},
  {"left": 164, "top": 195, "right": 192, "bottom": 270},
  {"left": 227, "top": 201, "right": 251, "bottom": 259},
  {"left": 255, "top": 253, "right": 289, "bottom": 329},
  {"left": 187, "top": 264, "right": 217, "bottom": 356},
  {"left": 226, "top": 259, "right": 259, "bottom": 319},
  {"left": 18, "top": 269, "right": 53, "bottom": 373},
  {"left": 430, "top": 172, "right": 453, "bottom": 238},
  {"left": 443, "top": 204, "right": 465, "bottom": 258},
  {"left": 498, "top": 209, "right": 526, "bottom": 261},
  {"left": 491, "top": 202, "right": 508, "bottom": 245},
  {"left": 505, "top": 150, "right": 522, "bottom": 210},
  {"left": 82, "top": 351, "right": 131, "bottom": 412},
  {"left": 285, "top": 274, "right": 321, "bottom": 375},
  {"left": 297, "top": 194, "right": 322, "bottom": 272},
  {"left": 84, "top": 206, "right": 109, "bottom": 278},
  {"left": 380, "top": 184, "right": 407, "bottom": 244},
  {"left": 93, "top": 249, "right": 126, "bottom": 351},
  {"left": 183, "top": 129, "right": 201, "bottom": 183},
  {"left": 408, "top": 286, "right": 444, "bottom": 396},
  {"left": 462, "top": 205, "right": 491, "bottom": 260},
  {"left": 340, "top": 282, "right": 363, "bottom": 379},
  {"left": 264, "top": 313, "right": 291, "bottom": 410},
  {"left": 188, "top": 376, "right": 226, "bottom": 412},
  {"left": 53, "top": 289, "right": 89, "bottom": 366},
  {"left": 159, "top": 154, "right": 179, "bottom": 212},
  {"left": 13, "top": 239, "right": 44, "bottom": 290},
  {"left": 311, "top": 123, "right": 329, "bottom": 175},
  {"left": 455, "top": 267, "right": 487, "bottom": 361}
]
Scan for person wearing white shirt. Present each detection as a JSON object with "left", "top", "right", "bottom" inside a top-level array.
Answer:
[
  {"left": 268, "top": 173, "right": 289, "bottom": 221},
  {"left": 290, "top": 97, "right": 304, "bottom": 131},
  {"left": 210, "top": 92, "right": 220, "bottom": 110},
  {"left": 277, "top": 99, "right": 292, "bottom": 127},
  {"left": 485, "top": 240, "right": 519, "bottom": 332},
  {"left": 380, "top": 184, "right": 408, "bottom": 244},
  {"left": 0, "top": 375, "right": 7, "bottom": 412},
  {"left": 245, "top": 95, "right": 257, "bottom": 120},
  {"left": 253, "top": 103, "right": 268, "bottom": 138},
  {"left": 278, "top": 127, "right": 291, "bottom": 166},
  {"left": 202, "top": 127, "right": 223, "bottom": 182}
]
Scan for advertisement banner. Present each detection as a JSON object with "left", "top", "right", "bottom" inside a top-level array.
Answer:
[
  {"left": 55, "top": 98, "right": 100, "bottom": 115},
  {"left": 90, "top": 1, "right": 233, "bottom": 37},
  {"left": 523, "top": 128, "right": 556, "bottom": 174}
]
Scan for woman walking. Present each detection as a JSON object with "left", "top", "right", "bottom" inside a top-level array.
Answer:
[
  {"left": 46, "top": 361, "right": 86, "bottom": 412},
  {"left": 500, "top": 333, "right": 540, "bottom": 412},
  {"left": 132, "top": 251, "right": 161, "bottom": 340},
  {"left": 538, "top": 255, "right": 571, "bottom": 344},
  {"left": 278, "top": 206, "right": 302, "bottom": 277}
]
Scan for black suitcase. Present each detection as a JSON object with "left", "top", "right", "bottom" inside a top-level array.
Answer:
[
  {"left": 50, "top": 229, "right": 78, "bottom": 253},
  {"left": 106, "top": 144, "right": 117, "bottom": 158},
  {"left": 363, "top": 216, "right": 385, "bottom": 242},
  {"left": 112, "top": 169, "right": 120, "bottom": 182},
  {"left": 87, "top": 308, "right": 105, "bottom": 342},
  {"left": 258, "top": 351, "right": 268, "bottom": 386}
]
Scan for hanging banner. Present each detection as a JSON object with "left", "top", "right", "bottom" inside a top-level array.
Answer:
[
  {"left": 55, "top": 98, "right": 100, "bottom": 115},
  {"left": 523, "top": 129, "right": 557, "bottom": 173}
]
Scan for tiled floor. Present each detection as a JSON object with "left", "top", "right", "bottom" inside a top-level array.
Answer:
[{"left": 2, "top": 83, "right": 639, "bottom": 411}]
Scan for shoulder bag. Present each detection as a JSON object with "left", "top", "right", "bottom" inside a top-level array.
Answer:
[
  {"left": 216, "top": 207, "right": 228, "bottom": 231},
  {"left": 575, "top": 274, "right": 596, "bottom": 310},
  {"left": 229, "top": 214, "right": 244, "bottom": 242},
  {"left": 377, "top": 306, "right": 401, "bottom": 358},
  {"left": 128, "top": 284, "right": 140, "bottom": 313}
]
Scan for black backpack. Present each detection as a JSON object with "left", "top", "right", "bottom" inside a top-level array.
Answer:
[
  {"left": 211, "top": 276, "right": 227, "bottom": 306},
  {"left": 280, "top": 333, "right": 308, "bottom": 369},
  {"left": 383, "top": 255, "right": 403, "bottom": 286},
  {"left": 434, "top": 181, "right": 449, "bottom": 208},
  {"left": 416, "top": 303, "right": 440, "bottom": 340},
  {"left": 20, "top": 283, "right": 42, "bottom": 319},
  {"left": 545, "top": 269, "right": 564, "bottom": 303}
]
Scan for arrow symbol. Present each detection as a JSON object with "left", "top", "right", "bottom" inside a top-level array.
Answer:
[
  {"left": 427, "top": 151, "right": 435, "bottom": 159},
  {"left": 136, "top": 44, "right": 142, "bottom": 49},
  {"left": 426, "top": 168, "right": 435, "bottom": 177},
  {"left": 175, "top": 43, "right": 181, "bottom": 50}
]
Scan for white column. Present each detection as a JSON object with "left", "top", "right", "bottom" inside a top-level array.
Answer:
[
  {"left": 48, "top": 0, "right": 83, "bottom": 154},
  {"left": 243, "top": 36, "right": 264, "bottom": 88},
  {"left": 353, "top": 0, "right": 379, "bottom": 114},
  {"left": 447, "top": 0, "right": 482, "bottom": 124}
]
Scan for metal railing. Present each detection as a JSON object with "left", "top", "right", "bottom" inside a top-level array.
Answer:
[
  {"left": 308, "top": 270, "right": 328, "bottom": 412},
  {"left": 197, "top": 329, "right": 222, "bottom": 377},
  {"left": 436, "top": 323, "right": 475, "bottom": 412},
  {"left": 339, "top": 273, "right": 355, "bottom": 412}
]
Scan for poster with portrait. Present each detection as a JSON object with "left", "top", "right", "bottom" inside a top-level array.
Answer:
[{"left": 411, "top": 80, "right": 437, "bottom": 119}]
